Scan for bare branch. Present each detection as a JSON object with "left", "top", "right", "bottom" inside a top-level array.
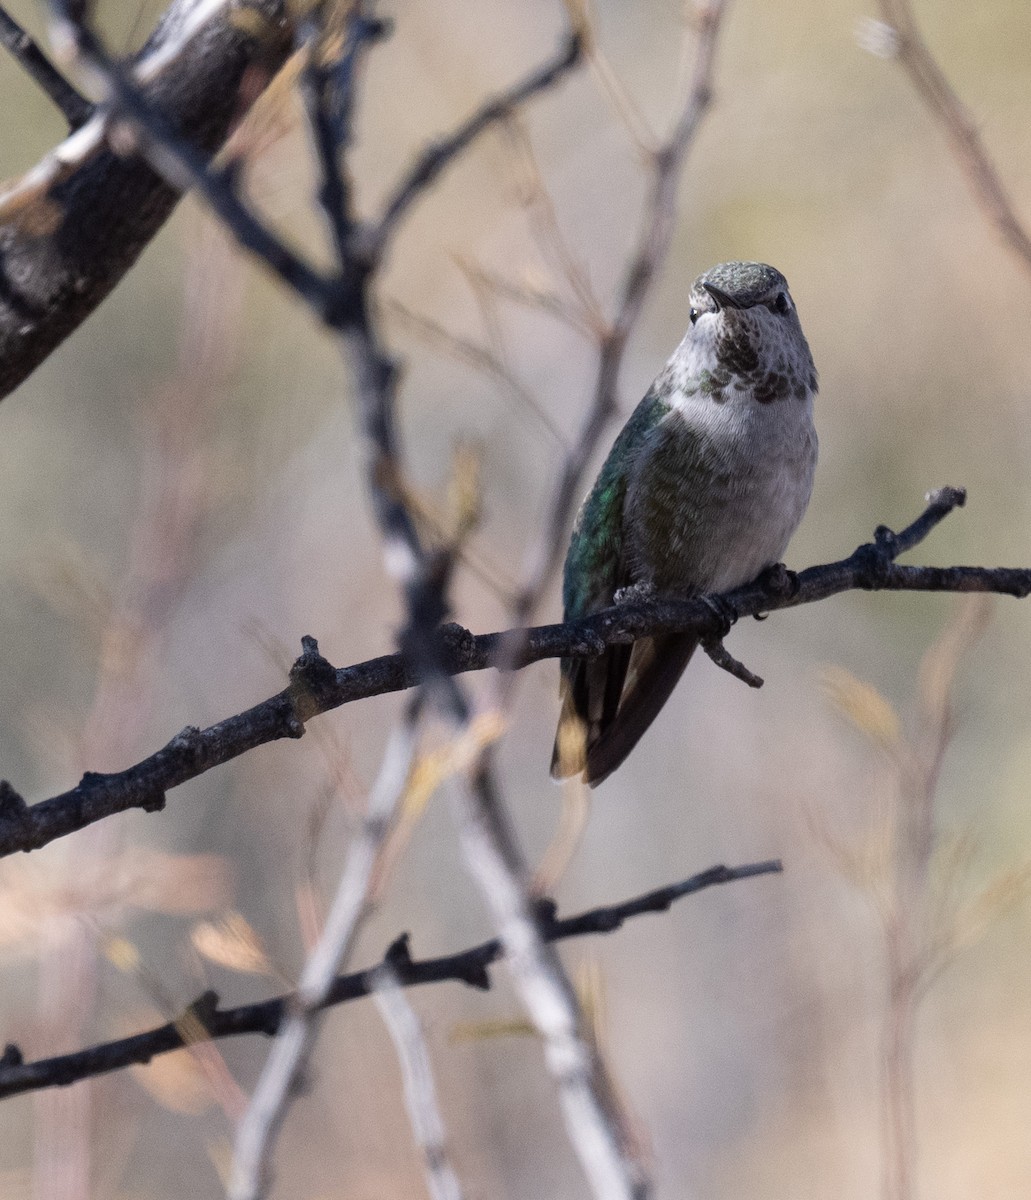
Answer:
[
  {"left": 700, "top": 636, "right": 764, "bottom": 689},
  {"left": 453, "top": 762, "right": 649, "bottom": 1199},
  {"left": 0, "top": 861, "right": 781, "bottom": 1101},
  {"left": 869, "top": 0, "right": 1031, "bottom": 277},
  {"left": 372, "top": 966, "right": 465, "bottom": 1200}
]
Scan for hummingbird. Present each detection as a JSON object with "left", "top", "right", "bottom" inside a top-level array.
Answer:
[{"left": 551, "top": 261, "right": 818, "bottom": 786}]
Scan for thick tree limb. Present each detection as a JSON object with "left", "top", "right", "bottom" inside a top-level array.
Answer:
[
  {"left": 0, "top": 860, "right": 780, "bottom": 1101},
  {"left": 0, "top": 486, "right": 1027, "bottom": 859},
  {"left": 0, "top": 0, "right": 292, "bottom": 401}
]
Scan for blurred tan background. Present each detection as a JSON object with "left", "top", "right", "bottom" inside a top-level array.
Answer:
[{"left": 1, "top": 0, "right": 1031, "bottom": 1197}]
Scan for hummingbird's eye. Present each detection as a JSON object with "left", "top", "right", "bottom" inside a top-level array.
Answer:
[
  {"left": 689, "top": 308, "right": 700, "bottom": 325},
  {"left": 773, "top": 292, "right": 789, "bottom": 314}
]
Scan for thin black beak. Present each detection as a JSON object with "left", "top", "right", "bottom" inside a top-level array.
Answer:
[{"left": 701, "top": 282, "right": 741, "bottom": 311}]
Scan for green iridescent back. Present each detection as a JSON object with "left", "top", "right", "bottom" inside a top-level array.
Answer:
[{"left": 562, "top": 388, "right": 670, "bottom": 619}]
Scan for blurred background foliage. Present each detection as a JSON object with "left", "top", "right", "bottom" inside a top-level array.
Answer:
[{"left": 1, "top": 0, "right": 1031, "bottom": 1197}]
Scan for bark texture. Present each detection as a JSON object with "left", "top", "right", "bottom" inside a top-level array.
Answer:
[{"left": 0, "top": 0, "right": 291, "bottom": 400}]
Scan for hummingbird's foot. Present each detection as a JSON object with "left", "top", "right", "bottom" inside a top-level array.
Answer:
[
  {"left": 613, "top": 580, "right": 657, "bottom": 605},
  {"left": 752, "top": 562, "right": 799, "bottom": 620},
  {"left": 698, "top": 593, "right": 762, "bottom": 686},
  {"left": 698, "top": 592, "right": 739, "bottom": 638},
  {"left": 700, "top": 635, "right": 764, "bottom": 689},
  {"left": 757, "top": 561, "right": 799, "bottom": 598}
]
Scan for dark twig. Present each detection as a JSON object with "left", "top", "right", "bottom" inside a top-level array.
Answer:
[
  {"left": 0, "top": 5, "right": 92, "bottom": 128},
  {"left": 1, "top": 487, "right": 1027, "bottom": 859},
  {"left": 297, "top": 9, "right": 388, "bottom": 269},
  {"left": 0, "top": 861, "right": 781, "bottom": 1101},
  {"left": 224, "top": 2, "right": 460, "bottom": 1184},
  {"left": 872, "top": 0, "right": 1031, "bottom": 277},
  {"left": 701, "top": 636, "right": 764, "bottom": 688},
  {"left": 371, "top": 30, "right": 583, "bottom": 256},
  {"left": 875, "top": 483, "right": 965, "bottom": 557}
]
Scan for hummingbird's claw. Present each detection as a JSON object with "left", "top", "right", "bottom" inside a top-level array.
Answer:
[
  {"left": 699, "top": 592, "right": 739, "bottom": 638},
  {"left": 754, "top": 563, "right": 799, "bottom": 616},
  {"left": 698, "top": 593, "right": 760, "bottom": 687}
]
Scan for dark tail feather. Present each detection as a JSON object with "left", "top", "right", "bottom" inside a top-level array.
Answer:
[
  {"left": 582, "top": 632, "right": 698, "bottom": 786},
  {"left": 550, "top": 643, "right": 632, "bottom": 781}
]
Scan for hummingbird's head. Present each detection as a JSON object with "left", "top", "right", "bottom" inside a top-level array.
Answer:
[{"left": 678, "top": 261, "right": 817, "bottom": 404}]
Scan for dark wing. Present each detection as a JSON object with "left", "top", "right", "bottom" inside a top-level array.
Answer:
[
  {"left": 577, "top": 632, "right": 698, "bottom": 785},
  {"left": 551, "top": 389, "right": 680, "bottom": 783}
]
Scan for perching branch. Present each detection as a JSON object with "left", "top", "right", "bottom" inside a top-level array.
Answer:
[
  {"left": 0, "top": 485, "right": 1028, "bottom": 860},
  {"left": 0, "top": 861, "right": 781, "bottom": 1101}
]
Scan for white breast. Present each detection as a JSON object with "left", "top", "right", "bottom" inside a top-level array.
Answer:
[{"left": 628, "top": 384, "right": 817, "bottom": 595}]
